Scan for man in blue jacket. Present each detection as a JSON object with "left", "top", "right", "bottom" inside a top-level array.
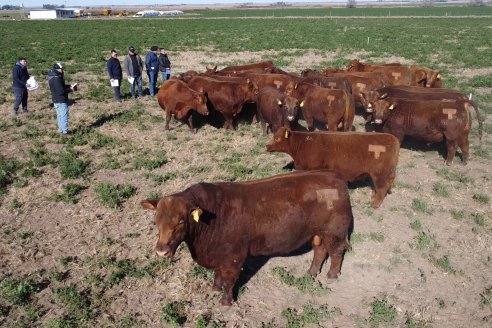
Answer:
[
  {"left": 12, "top": 57, "right": 30, "bottom": 115},
  {"left": 145, "top": 46, "right": 159, "bottom": 96},
  {"left": 107, "top": 49, "right": 122, "bottom": 103},
  {"left": 47, "top": 63, "right": 76, "bottom": 135}
]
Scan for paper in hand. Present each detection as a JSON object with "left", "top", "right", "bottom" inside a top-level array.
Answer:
[{"left": 110, "top": 79, "right": 119, "bottom": 87}]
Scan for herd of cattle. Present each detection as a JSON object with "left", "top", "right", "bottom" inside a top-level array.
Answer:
[{"left": 144, "top": 59, "right": 483, "bottom": 305}]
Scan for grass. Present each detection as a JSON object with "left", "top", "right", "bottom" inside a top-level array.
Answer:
[
  {"left": 450, "top": 209, "right": 465, "bottom": 220},
  {"left": 53, "top": 286, "right": 93, "bottom": 321},
  {"left": 281, "top": 303, "right": 341, "bottom": 328},
  {"left": 0, "top": 157, "right": 21, "bottom": 194},
  {"left": 432, "top": 182, "right": 449, "bottom": 197},
  {"left": 472, "top": 193, "right": 490, "bottom": 204},
  {"left": 195, "top": 315, "right": 226, "bottom": 328},
  {"left": 429, "top": 255, "right": 456, "bottom": 274},
  {"left": 435, "top": 168, "right": 474, "bottom": 185},
  {"left": 480, "top": 286, "right": 492, "bottom": 309},
  {"left": 161, "top": 301, "right": 188, "bottom": 327},
  {"left": 368, "top": 295, "right": 398, "bottom": 327},
  {"left": 132, "top": 149, "right": 167, "bottom": 171},
  {"left": 57, "top": 149, "right": 89, "bottom": 179},
  {"left": 49, "top": 183, "right": 86, "bottom": 204},
  {"left": 411, "top": 231, "right": 439, "bottom": 251},
  {"left": 95, "top": 183, "right": 136, "bottom": 208},
  {"left": 411, "top": 198, "right": 433, "bottom": 214},
  {"left": 0, "top": 278, "right": 40, "bottom": 305},
  {"left": 188, "top": 265, "right": 214, "bottom": 280},
  {"left": 271, "top": 267, "right": 330, "bottom": 296}
]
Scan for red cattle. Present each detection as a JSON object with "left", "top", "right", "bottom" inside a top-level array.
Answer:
[
  {"left": 409, "top": 65, "right": 443, "bottom": 88},
  {"left": 187, "top": 76, "right": 258, "bottom": 129},
  {"left": 371, "top": 98, "right": 482, "bottom": 165},
  {"left": 205, "top": 60, "right": 274, "bottom": 75},
  {"left": 285, "top": 81, "right": 355, "bottom": 131},
  {"left": 140, "top": 170, "right": 353, "bottom": 305},
  {"left": 232, "top": 72, "right": 298, "bottom": 92},
  {"left": 257, "top": 86, "right": 302, "bottom": 134},
  {"left": 299, "top": 76, "right": 352, "bottom": 94},
  {"left": 157, "top": 79, "right": 209, "bottom": 133},
  {"left": 346, "top": 59, "right": 402, "bottom": 72},
  {"left": 266, "top": 128, "right": 400, "bottom": 208}
]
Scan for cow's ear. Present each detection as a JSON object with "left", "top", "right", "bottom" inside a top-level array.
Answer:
[
  {"left": 277, "top": 99, "right": 283, "bottom": 106},
  {"left": 140, "top": 199, "right": 158, "bottom": 210},
  {"left": 190, "top": 208, "right": 203, "bottom": 223},
  {"left": 380, "top": 93, "right": 388, "bottom": 99}
]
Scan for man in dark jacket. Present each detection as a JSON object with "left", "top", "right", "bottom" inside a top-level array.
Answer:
[
  {"left": 12, "top": 57, "right": 30, "bottom": 115},
  {"left": 107, "top": 49, "right": 122, "bottom": 103},
  {"left": 47, "top": 63, "right": 76, "bottom": 135},
  {"left": 124, "top": 46, "right": 144, "bottom": 98},
  {"left": 145, "top": 45, "right": 159, "bottom": 96},
  {"left": 158, "top": 48, "right": 171, "bottom": 82}
]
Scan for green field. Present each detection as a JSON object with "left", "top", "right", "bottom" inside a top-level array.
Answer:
[{"left": 0, "top": 7, "right": 491, "bottom": 327}]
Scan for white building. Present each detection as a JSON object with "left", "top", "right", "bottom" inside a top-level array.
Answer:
[
  {"left": 132, "top": 10, "right": 161, "bottom": 17},
  {"left": 29, "top": 9, "right": 75, "bottom": 20}
]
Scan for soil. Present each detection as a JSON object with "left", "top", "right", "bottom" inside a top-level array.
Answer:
[{"left": 0, "top": 50, "right": 490, "bottom": 327}]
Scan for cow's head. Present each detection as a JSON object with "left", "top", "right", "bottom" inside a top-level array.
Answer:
[
  {"left": 414, "top": 67, "right": 442, "bottom": 88},
  {"left": 246, "top": 81, "right": 259, "bottom": 102},
  {"left": 360, "top": 91, "right": 382, "bottom": 113},
  {"left": 193, "top": 92, "right": 209, "bottom": 116},
  {"left": 140, "top": 197, "right": 202, "bottom": 258},
  {"left": 204, "top": 66, "right": 218, "bottom": 75},
  {"left": 266, "top": 127, "right": 292, "bottom": 153},
  {"left": 280, "top": 96, "right": 302, "bottom": 122},
  {"left": 284, "top": 82, "right": 297, "bottom": 96},
  {"left": 426, "top": 72, "right": 442, "bottom": 88},
  {"left": 372, "top": 99, "right": 395, "bottom": 124},
  {"left": 346, "top": 59, "right": 362, "bottom": 72}
]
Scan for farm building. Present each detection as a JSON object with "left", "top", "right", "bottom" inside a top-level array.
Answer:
[{"left": 29, "top": 8, "right": 75, "bottom": 20}]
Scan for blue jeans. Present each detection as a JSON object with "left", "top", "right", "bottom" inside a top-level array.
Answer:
[
  {"left": 130, "top": 75, "right": 143, "bottom": 98},
  {"left": 54, "top": 103, "right": 69, "bottom": 134},
  {"left": 13, "top": 87, "right": 28, "bottom": 113},
  {"left": 149, "top": 71, "right": 158, "bottom": 96},
  {"left": 162, "top": 68, "right": 171, "bottom": 81}
]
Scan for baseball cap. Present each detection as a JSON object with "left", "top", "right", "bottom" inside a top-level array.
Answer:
[
  {"left": 53, "top": 63, "right": 63, "bottom": 70},
  {"left": 128, "top": 46, "right": 136, "bottom": 53}
]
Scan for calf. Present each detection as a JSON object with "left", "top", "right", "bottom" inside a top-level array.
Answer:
[
  {"left": 266, "top": 127, "right": 400, "bottom": 208},
  {"left": 187, "top": 76, "right": 258, "bottom": 129},
  {"left": 371, "top": 98, "right": 482, "bottom": 165},
  {"left": 157, "top": 79, "right": 209, "bottom": 133},
  {"left": 140, "top": 170, "right": 353, "bottom": 305},
  {"left": 257, "top": 86, "right": 302, "bottom": 134},
  {"left": 285, "top": 81, "right": 355, "bottom": 131}
]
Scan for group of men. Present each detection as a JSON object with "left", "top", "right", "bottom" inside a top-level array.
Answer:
[
  {"left": 106, "top": 45, "right": 172, "bottom": 102},
  {"left": 10, "top": 45, "right": 171, "bottom": 135}
]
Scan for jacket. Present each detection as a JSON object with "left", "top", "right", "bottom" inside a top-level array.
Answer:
[
  {"left": 47, "top": 69, "right": 71, "bottom": 103},
  {"left": 158, "top": 54, "right": 171, "bottom": 72},
  {"left": 145, "top": 52, "right": 159, "bottom": 73},
  {"left": 12, "top": 61, "right": 29, "bottom": 89},
  {"left": 124, "top": 54, "right": 143, "bottom": 77},
  {"left": 106, "top": 57, "right": 122, "bottom": 80}
]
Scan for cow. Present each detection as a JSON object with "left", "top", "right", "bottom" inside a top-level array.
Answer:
[
  {"left": 157, "top": 79, "right": 209, "bottom": 133},
  {"left": 257, "top": 86, "right": 302, "bottom": 135},
  {"left": 285, "top": 81, "right": 355, "bottom": 132},
  {"left": 139, "top": 170, "right": 353, "bottom": 305},
  {"left": 371, "top": 98, "right": 483, "bottom": 165},
  {"left": 205, "top": 60, "right": 274, "bottom": 75},
  {"left": 266, "top": 127, "right": 400, "bottom": 208},
  {"left": 299, "top": 75, "right": 352, "bottom": 94},
  {"left": 409, "top": 65, "right": 443, "bottom": 88},
  {"left": 346, "top": 59, "right": 403, "bottom": 72},
  {"left": 187, "top": 76, "right": 258, "bottom": 130},
  {"left": 231, "top": 72, "right": 298, "bottom": 92},
  {"left": 360, "top": 86, "right": 468, "bottom": 114}
]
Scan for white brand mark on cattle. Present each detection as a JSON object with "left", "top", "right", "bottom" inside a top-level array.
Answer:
[
  {"left": 355, "top": 82, "right": 366, "bottom": 91},
  {"left": 305, "top": 136, "right": 313, "bottom": 141},
  {"left": 442, "top": 99, "right": 456, "bottom": 103},
  {"left": 273, "top": 80, "right": 282, "bottom": 89},
  {"left": 328, "top": 82, "right": 337, "bottom": 89},
  {"left": 443, "top": 108, "right": 457, "bottom": 119},
  {"left": 327, "top": 95, "right": 335, "bottom": 106},
  {"left": 368, "top": 144, "right": 387, "bottom": 159},
  {"left": 316, "top": 189, "right": 339, "bottom": 209},
  {"left": 391, "top": 72, "right": 402, "bottom": 80}
]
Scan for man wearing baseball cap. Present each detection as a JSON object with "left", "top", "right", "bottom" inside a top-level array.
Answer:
[
  {"left": 124, "top": 46, "right": 144, "bottom": 98},
  {"left": 47, "top": 63, "right": 77, "bottom": 135},
  {"left": 12, "top": 57, "right": 30, "bottom": 115},
  {"left": 145, "top": 45, "right": 159, "bottom": 96}
]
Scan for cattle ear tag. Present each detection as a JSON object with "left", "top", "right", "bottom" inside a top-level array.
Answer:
[
  {"left": 299, "top": 100, "right": 304, "bottom": 107},
  {"left": 380, "top": 93, "right": 388, "bottom": 99},
  {"left": 437, "top": 73, "right": 442, "bottom": 79},
  {"left": 284, "top": 130, "right": 290, "bottom": 139},
  {"left": 277, "top": 99, "right": 283, "bottom": 106},
  {"left": 294, "top": 83, "right": 298, "bottom": 90},
  {"left": 191, "top": 208, "right": 202, "bottom": 222},
  {"left": 389, "top": 104, "right": 395, "bottom": 110}
]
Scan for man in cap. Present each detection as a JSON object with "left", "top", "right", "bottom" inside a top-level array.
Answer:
[
  {"left": 107, "top": 49, "right": 122, "bottom": 103},
  {"left": 158, "top": 48, "right": 172, "bottom": 82},
  {"left": 145, "top": 45, "right": 159, "bottom": 96},
  {"left": 47, "top": 63, "right": 77, "bottom": 135},
  {"left": 124, "top": 46, "right": 143, "bottom": 98},
  {"left": 12, "top": 57, "right": 30, "bottom": 115}
]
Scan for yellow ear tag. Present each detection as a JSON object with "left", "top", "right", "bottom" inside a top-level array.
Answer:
[
  {"left": 389, "top": 104, "right": 395, "bottom": 111},
  {"left": 367, "top": 103, "right": 372, "bottom": 108},
  {"left": 192, "top": 210, "right": 200, "bottom": 222},
  {"left": 436, "top": 73, "right": 442, "bottom": 79},
  {"left": 277, "top": 99, "right": 282, "bottom": 106},
  {"left": 299, "top": 100, "right": 304, "bottom": 107},
  {"left": 284, "top": 130, "right": 290, "bottom": 139}
]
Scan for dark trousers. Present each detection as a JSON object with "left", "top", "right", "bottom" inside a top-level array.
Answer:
[
  {"left": 112, "top": 79, "right": 122, "bottom": 101},
  {"left": 13, "top": 87, "right": 28, "bottom": 113}
]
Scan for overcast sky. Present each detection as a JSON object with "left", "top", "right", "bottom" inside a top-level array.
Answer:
[{"left": 2, "top": 0, "right": 351, "bottom": 8}]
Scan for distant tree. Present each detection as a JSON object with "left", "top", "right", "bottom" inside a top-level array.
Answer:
[
  {"left": 468, "top": 0, "right": 485, "bottom": 6},
  {"left": 43, "top": 4, "right": 64, "bottom": 9},
  {"left": 1, "top": 5, "right": 21, "bottom": 10},
  {"left": 347, "top": 0, "right": 356, "bottom": 8}
]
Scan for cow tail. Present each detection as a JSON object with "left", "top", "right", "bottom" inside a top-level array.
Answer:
[
  {"left": 468, "top": 100, "right": 483, "bottom": 144},
  {"left": 343, "top": 92, "right": 355, "bottom": 131}
]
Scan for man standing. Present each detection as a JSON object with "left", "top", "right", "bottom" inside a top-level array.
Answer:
[
  {"left": 158, "top": 48, "right": 171, "bottom": 82},
  {"left": 145, "top": 45, "right": 159, "bottom": 96},
  {"left": 124, "top": 46, "right": 143, "bottom": 99},
  {"left": 12, "top": 57, "right": 30, "bottom": 115},
  {"left": 107, "top": 49, "right": 122, "bottom": 103},
  {"left": 47, "top": 63, "right": 76, "bottom": 135}
]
